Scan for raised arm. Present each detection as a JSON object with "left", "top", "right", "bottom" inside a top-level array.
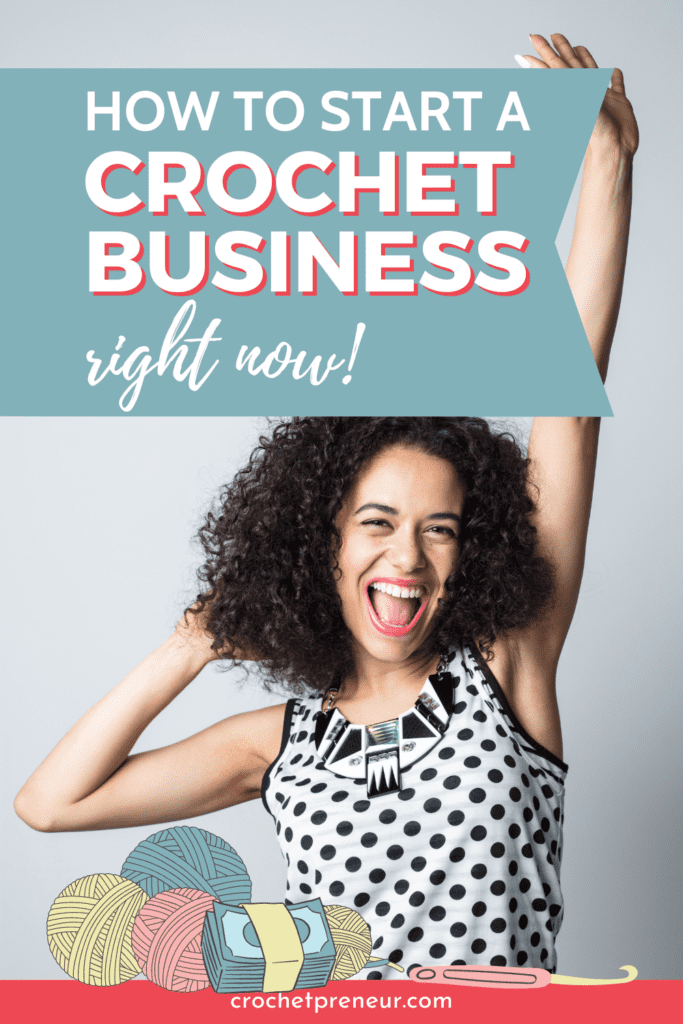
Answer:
[
  {"left": 14, "top": 618, "right": 283, "bottom": 832},
  {"left": 492, "top": 35, "right": 638, "bottom": 753}
]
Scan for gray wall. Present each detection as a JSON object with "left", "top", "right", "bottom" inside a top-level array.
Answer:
[{"left": 2, "top": 0, "right": 681, "bottom": 982}]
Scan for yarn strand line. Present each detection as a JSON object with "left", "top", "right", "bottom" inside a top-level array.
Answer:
[{"left": 366, "top": 955, "right": 405, "bottom": 973}]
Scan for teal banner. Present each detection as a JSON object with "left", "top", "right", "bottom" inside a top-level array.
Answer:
[{"left": 0, "top": 69, "right": 611, "bottom": 415}]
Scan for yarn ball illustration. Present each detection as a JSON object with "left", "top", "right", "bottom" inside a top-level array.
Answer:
[
  {"left": 46, "top": 873, "right": 149, "bottom": 986},
  {"left": 324, "top": 904, "right": 372, "bottom": 981},
  {"left": 121, "top": 825, "right": 252, "bottom": 902},
  {"left": 131, "top": 887, "right": 217, "bottom": 992}
]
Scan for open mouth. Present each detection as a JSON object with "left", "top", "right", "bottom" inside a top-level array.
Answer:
[{"left": 365, "top": 579, "right": 428, "bottom": 637}]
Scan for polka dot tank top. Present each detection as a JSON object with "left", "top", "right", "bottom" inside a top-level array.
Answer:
[{"left": 261, "top": 647, "right": 567, "bottom": 977}]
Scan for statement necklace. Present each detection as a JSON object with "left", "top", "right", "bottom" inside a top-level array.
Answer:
[{"left": 314, "top": 669, "right": 454, "bottom": 799}]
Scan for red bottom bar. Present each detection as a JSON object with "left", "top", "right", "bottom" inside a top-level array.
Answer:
[{"left": 1, "top": 979, "right": 680, "bottom": 1023}]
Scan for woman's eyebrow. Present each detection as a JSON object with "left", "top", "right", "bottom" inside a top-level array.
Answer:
[
  {"left": 354, "top": 503, "right": 461, "bottom": 523},
  {"left": 428, "top": 511, "right": 462, "bottom": 523},
  {"left": 355, "top": 502, "right": 398, "bottom": 515}
]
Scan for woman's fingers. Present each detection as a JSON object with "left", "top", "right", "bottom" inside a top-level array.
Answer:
[
  {"left": 610, "top": 68, "right": 626, "bottom": 94},
  {"left": 574, "top": 45, "right": 599, "bottom": 69},
  {"left": 527, "top": 34, "right": 602, "bottom": 72},
  {"left": 550, "top": 33, "right": 584, "bottom": 68},
  {"left": 518, "top": 53, "right": 550, "bottom": 69},
  {"left": 529, "top": 33, "right": 568, "bottom": 68}
]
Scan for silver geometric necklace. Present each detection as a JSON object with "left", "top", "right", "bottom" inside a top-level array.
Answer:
[{"left": 314, "top": 669, "right": 454, "bottom": 799}]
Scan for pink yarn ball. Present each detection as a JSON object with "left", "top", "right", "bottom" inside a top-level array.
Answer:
[{"left": 131, "top": 887, "right": 217, "bottom": 992}]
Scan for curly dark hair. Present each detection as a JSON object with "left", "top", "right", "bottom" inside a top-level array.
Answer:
[{"left": 190, "top": 417, "right": 553, "bottom": 694}]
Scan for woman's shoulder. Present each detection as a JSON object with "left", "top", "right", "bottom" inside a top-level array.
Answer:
[
  {"left": 214, "top": 701, "right": 289, "bottom": 767},
  {"left": 225, "top": 691, "right": 320, "bottom": 765}
]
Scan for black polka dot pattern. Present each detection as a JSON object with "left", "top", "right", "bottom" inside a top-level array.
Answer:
[{"left": 262, "top": 647, "right": 567, "bottom": 977}]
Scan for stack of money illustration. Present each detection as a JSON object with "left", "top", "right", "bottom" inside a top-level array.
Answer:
[{"left": 201, "top": 899, "right": 336, "bottom": 993}]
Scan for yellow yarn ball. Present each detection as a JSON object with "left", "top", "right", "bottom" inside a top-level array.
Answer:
[
  {"left": 324, "top": 904, "right": 372, "bottom": 981},
  {"left": 47, "top": 873, "right": 149, "bottom": 986}
]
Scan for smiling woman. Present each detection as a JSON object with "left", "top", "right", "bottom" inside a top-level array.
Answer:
[
  {"left": 12, "top": 414, "right": 564, "bottom": 973},
  {"left": 14, "top": 32, "right": 638, "bottom": 977}
]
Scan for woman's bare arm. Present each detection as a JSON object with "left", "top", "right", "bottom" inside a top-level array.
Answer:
[
  {"left": 492, "top": 34, "right": 638, "bottom": 753},
  {"left": 14, "top": 623, "right": 284, "bottom": 832}
]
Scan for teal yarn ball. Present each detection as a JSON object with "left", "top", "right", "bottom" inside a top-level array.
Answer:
[{"left": 121, "top": 826, "right": 252, "bottom": 903}]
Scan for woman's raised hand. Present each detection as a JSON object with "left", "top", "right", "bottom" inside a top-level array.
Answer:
[{"left": 519, "top": 33, "right": 639, "bottom": 158}]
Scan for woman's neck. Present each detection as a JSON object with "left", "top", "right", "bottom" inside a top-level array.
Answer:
[{"left": 332, "top": 649, "right": 442, "bottom": 725}]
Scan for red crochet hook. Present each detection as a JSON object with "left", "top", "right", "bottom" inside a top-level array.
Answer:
[{"left": 408, "top": 964, "right": 638, "bottom": 988}]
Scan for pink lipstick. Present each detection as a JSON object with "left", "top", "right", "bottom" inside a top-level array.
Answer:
[{"left": 365, "top": 577, "right": 429, "bottom": 637}]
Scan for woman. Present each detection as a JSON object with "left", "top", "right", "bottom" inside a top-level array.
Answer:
[{"left": 15, "top": 35, "right": 638, "bottom": 975}]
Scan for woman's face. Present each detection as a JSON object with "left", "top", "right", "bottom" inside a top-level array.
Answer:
[{"left": 335, "top": 444, "right": 465, "bottom": 669}]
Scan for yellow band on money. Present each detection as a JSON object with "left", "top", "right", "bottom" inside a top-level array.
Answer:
[{"left": 242, "top": 903, "right": 305, "bottom": 992}]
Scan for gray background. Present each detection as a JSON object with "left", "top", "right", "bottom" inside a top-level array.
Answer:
[{"left": 1, "top": 0, "right": 681, "bottom": 982}]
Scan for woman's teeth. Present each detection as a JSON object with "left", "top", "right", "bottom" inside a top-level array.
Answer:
[
  {"left": 370, "top": 582, "right": 424, "bottom": 599},
  {"left": 368, "top": 582, "right": 425, "bottom": 628}
]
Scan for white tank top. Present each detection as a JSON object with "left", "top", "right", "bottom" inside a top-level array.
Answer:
[{"left": 262, "top": 646, "right": 567, "bottom": 977}]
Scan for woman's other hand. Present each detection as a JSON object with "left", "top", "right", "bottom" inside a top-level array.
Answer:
[
  {"left": 521, "top": 33, "right": 639, "bottom": 158},
  {"left": 175, "top": 602, "right": 222, "bottom": 663},
  {"left": 177, "top": 600, "right": 260, "bottom": 663}
]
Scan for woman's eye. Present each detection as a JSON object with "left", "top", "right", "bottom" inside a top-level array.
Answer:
[
  {"left": 362, "top": 519, "right": 390, "bottom": 528},
  {"left": 427, "top": 525, "right": 458, "bottom": 538}
]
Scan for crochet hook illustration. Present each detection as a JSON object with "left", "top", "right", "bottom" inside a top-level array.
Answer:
[{"left": 408, "top": 964, "right": 638, "bottom": 988}]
